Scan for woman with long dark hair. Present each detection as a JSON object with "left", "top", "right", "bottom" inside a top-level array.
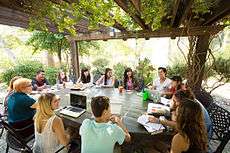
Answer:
[
  {"left": 77, "top": 68, "right": 93, "bottom": 85},
  {"left": 96, "top": 68, "right": 115, "bottom": 87},
  {"left": 123, "top": 68, "right": 138, "bottom": 90},
  {"left": 171, "top": 99, "right": 208, "bottom": 153}
]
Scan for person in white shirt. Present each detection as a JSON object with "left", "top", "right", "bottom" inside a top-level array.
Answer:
[{"left": 152, "top": 67, "right": 171, "bottom": 92}]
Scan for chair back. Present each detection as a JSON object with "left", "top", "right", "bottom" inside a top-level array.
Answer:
[
  {"left": 207, "top": 102, "right": 230, "bottom": 153},
  {"left": 0, "top": 119, "right": 33, "bottom": 152}
]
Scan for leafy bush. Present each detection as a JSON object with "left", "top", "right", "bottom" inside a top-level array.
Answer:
[
  {"left": 167, "top": 63, "right": 187, "bottom": 79},
  {"left": 1, "top": 60, "right": 43, "bottom": 84},
  {"left": 135, "top": 58, "right": 155, "bottom": 85},
  {"left": 113, "top": 63, "right": 127, "bottom": 80},
  {"left": 213, "top": 57, "right": 230, "bottom": 81},
  {"left": 92, "top": 58, "right": 109, "bottom": 76},
  {"left": 45, "top": 67, "right": 59, "bottom": 85},
  {"left": 0, "top": 60, "right": 59, "bottom": 85},
  {"left": 80, "top": 63, "right": 91, "bottom": 70}
]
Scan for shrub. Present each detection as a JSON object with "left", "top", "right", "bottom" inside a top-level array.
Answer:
[
  {"left": 0, "top": 60, "right": 59, "bottom": 85},
  {"left": 92, "top": 58, "right": 109, "bottom": 76},
  {"left": 45, "top": 67, "right": 59, "bottom": 85},
  {"left": 167, "top": 63, "right": 187, "bottom": 79},
  {"left": 1, "top": 60, "right": 43, "bottom": 84},
  {"left": 135, "top": 58, "right": 155, "bottom": 85},
  {"left": 113, "top": 63, "right": 127, "bottom": 81}
]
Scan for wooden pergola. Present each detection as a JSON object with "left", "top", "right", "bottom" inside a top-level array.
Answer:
[{"left": 0, "top": 0, "right": 229, "bottom": 93}]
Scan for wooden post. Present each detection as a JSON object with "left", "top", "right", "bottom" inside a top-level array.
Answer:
[{"left": 70, "top": 40, "right": 80, "bottom": 82}]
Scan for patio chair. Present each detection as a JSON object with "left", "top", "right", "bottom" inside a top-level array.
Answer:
[
  {"left": 207, "top": 102, "right": 230, "bottom": 153},
  {"left": 0, "top": 119, "right": 34, "bottom": 153}
]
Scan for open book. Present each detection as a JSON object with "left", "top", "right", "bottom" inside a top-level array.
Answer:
[
  {"left": 147, "top": 103, "right": 170, "bottom": 115},
  {"left": 60, "top": 106, "right": 85, "bottom": 118},
  {"left": 137, "top": 115, "right": 165, "bottom": 133}
]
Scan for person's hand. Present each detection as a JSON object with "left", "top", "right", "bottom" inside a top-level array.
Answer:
[
  {"left": 110, "top": 115, "right": 122, "bottom": 125},
  {"left": 148, "top": 116, "right": 159, "bottom": 123}
]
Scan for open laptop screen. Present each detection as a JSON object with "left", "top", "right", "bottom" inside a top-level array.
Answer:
[{"left": 70, "top": 94, "right": 87, "bottom": 109}]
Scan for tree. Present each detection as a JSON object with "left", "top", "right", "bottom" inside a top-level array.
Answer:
[{"left": 27, "top": 31, "right": 69, "bottom": 64}]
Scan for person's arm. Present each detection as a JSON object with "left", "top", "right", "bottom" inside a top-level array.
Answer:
[
  {"left": 24, "top": 95, "right": 36, "bottom": 108},
  {"left": 110, "top": 115, "right": 131, "bottom": 142},
  {"left": 53, "top": 116, "right": 70, "bottom": 147},
  {"left": 148, "top": 115, "right": 177, "bottom": 129},
  {"left": 31, "top": 79, "right": 38, "bottom": 91},
  {"left": 45, "top": 78, "right": 50, "bottom": 85},
  {"left": 171, "top": 133, "right": 189, "bottom": 153},
  {"left": 96, "top": 75, "right": 104, "bottom": 85},
  {"left": 76, "top": 76, "right": 81, "bottom": 84},
  {"left": 90, "top": 73, "right": 94, "bottom": 85}
]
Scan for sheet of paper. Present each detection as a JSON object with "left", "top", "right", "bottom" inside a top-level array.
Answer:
[
  {"left": 160, "top": 97, "right": 171, "bottom": 106},
  {"left": 147, "top": 103, "right": 170, "bottom": 114},
  {"left": 137, "top": 115, "right": 164, "bottom": 133}
]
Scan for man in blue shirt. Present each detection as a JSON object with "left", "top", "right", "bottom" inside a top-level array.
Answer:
[{"left": 80, "top": 96, "right": 131, "bottom": 153}]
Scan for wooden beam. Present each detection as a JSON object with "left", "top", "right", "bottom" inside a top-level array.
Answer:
[
  {"left": 171, "top": 0, "right": 181, "bottom": 27},
  {"left": 114, "top": 0, "right": 151, "bottom": 30},
  {"left": 203, "top": 0, "right": 230, "bottom": 25},
  {"left": 129, "top": 0, "right": 141, "bottom": 14},
  {"left": 69, "top": 25, "right": 225, "bottom": 41}
]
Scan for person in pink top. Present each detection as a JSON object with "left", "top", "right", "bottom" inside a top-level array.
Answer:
[{"left": 123, "top": 68, "right": 139, "bottom": 91}]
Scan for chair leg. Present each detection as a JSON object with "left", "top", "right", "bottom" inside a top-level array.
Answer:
[{"left": 5, "top": 144, "right": 9, "bottom": 153}]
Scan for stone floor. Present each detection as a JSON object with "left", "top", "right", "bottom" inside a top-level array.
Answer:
[{"left": 0, "top": 84, "right": 230, "bottom": 153}]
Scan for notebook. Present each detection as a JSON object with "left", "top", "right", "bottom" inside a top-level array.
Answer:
[
  {"left": 137, "top": 115, "right": 165, "bottom": 133},
  {"left": 60, "top": 106, "right": 85, "bottom": 118}
]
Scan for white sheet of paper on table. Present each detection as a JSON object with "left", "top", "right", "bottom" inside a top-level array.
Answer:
[
  {"left": 147, "top": 103, "right": 170, "bottom": 114},
  {"left": 160, "top": 97, "right": 171, "bottom": 106},
  {"left": 137, "top": 115, "right": 165, "bottom": 133}
]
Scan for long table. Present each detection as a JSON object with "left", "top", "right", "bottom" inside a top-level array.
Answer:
[{"left": 53, "top": 87, "right": 174, "bottom": 153}]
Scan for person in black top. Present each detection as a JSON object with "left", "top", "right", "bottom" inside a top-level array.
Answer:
[{"left": 32, "top": 70, "right": 49, "bottom": 91}]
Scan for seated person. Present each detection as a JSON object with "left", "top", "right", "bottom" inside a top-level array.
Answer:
[
  {"left": 161, "top": 75, "right": 182, "bottom": 98},
  {"left": 3, "top": 76, "right": 22, "bottom": 115},
  {"left": 33, "top": 93, "right": 70, "bottom": 153},
  {"left": 149, "top": 89, "right": 212, "bottom": 141},
  {"left": 96, "top": 68, "right": 115, "bottom": 87},
  {"left": 32, "top": 70, "right": 50, "bottom": 91},
  {"left": 7, "top": 78, "right": 36, "bottom": 138},
  {"left": 76, "top": 68, "right": 93, "bottom": 85},
  {"left": 79, "top": 96, "right": 131, "bottom": 153},
  {"left": 171, "top": 98, "right": 208, "bottom": 153},
  {"left": 123, "top": 68, "right": 139, "bottom": 91},
  {"left": 57, "top": 71, "right": 68, "bottom": 84},
  {"left": 151, "top": 67, "right": 171, "bottom": 92}
]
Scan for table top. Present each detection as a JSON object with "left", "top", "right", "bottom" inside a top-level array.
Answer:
[{"left": 54, "top": 87, "right": 171, "bottom": 136}]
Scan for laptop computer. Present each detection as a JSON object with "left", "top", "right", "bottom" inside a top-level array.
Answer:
[
  {"left": 60, "top": 106, "right": 85, "bottom": 118},
  {"left": 70, "top": 94, "right": 87, "bottom": 109}
]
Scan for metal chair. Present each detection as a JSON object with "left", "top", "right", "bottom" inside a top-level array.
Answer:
[
  {"left": 0, "top": 119, "right": 34, "bottom": 153},
  {"left": 207, "top": 102, "right": 230, "bottom": 153}
]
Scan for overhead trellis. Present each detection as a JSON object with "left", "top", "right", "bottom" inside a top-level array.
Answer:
[{"left": 0, "top": 0, "right": 229, "bottom": 38}]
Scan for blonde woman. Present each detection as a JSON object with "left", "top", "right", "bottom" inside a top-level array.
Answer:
[
  {"left": 7, "top": 78, "right": 35, "bottom": 138},
  {"left": 3, "top": 76, "right": 22, "bottom": 114},
  {"left": 33, "top": 93, "right": 69, "bottom": 153}
]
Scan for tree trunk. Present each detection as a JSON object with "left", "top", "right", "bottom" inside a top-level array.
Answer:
[
  {"left": 47, "top": 52, "right": 55, "bottom": 67},
  {"left": 188, "top": 34, "right": 213, "bottom": 107},
  {"left": 70, "top": 40, "right": 80, "bottom": 82}
]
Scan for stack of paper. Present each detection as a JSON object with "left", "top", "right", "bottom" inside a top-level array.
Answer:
[{"left": 137, "top": 115, "right": 165, "bottom": 133}]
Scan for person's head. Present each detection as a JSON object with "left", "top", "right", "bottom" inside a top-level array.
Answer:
[
  {"left": 181, "top": 79, "right": 188, "bottom": 90},
  {"left": 171, "top": 76, "right": 182, "bottom": 89},
  {"left": 124, "top": 68, "right": 133, "bottom": 78},
  {"left": 35, "top": 93, "right": 60, "bottom": 131},
  {"left": 105, "top": 68, "right": 112, "bottom": 77},
  {"left": 81, "top": 68, "right": 91, "bottom": 83},
  {"left": 8, "top": 76, "right": 22, "bottom": 91},
  {"left": 91, "top": 96, "right": 111, "bottom": 122},
  {"left": 104, "top": 68, "right": 112, "bottom": 85},
  {"left": 176, "top": 98, "right": 208, "bottom": 152},
  {"left": 36, "top": 70, "right": 45, "bottom": 80},
  {"left": 13, "top": 78, "right": 32, "bottom": 94},
  {"left": 173, "top": 89, "right": 195, "bottom": 107},
  {"left": 158, "top": 67, "right": 167, "bottom": 79}
]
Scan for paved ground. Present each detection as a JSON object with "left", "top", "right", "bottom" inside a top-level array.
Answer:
[{"left": 0, "top": 83, "right": 229, "bottom": 153}]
